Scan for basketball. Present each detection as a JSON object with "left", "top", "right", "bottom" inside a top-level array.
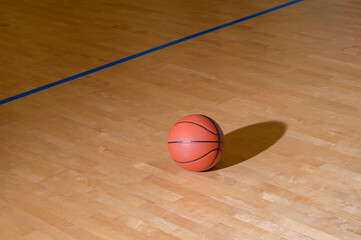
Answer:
[{"left": 168, "top": 114, "right": 225, "bottom": 171}]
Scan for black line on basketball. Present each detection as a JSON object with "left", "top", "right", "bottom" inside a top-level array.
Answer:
[
  {"left": 168, "top": 140, "right": 224, "bottom": 144},
  {"left": 174, "top": 149, "right": 219, "bottom": 164},
  {"left": 174, "top": 121, "right": 220, "bottom": 135},
  {"left": 205, "top": 148, "right": 223, "bottom": 170},
  {"left": 203, "top": 115, "right": 221, "bottom": 170}
]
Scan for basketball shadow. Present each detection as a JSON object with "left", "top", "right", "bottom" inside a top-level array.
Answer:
[{"left": 210, "top": 121, "right": 287, "bottom": 171}]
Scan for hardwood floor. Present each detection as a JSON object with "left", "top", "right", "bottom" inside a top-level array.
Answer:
[{"left": 0, "top": 0, "right": 360, "bottom": 239}]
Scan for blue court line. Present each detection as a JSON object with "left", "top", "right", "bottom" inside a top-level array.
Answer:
[{"left": 0, "top": 0, "right": 303, "bottom": 105}]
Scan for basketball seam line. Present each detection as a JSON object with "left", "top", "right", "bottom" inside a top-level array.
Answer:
[
  {"left": 204, "top": 116, "right": 221, "bottom": 170},
  {"left": 174, "top": 121, "right": 219, "bottom": 135},
  {"left": 174, "top": 148, "right": 221, "bottom": 164},
  {"left": 168, "top": 141, "right": 224, "bottom": 144}
]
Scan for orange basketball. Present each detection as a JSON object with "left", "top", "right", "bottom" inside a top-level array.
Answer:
[{"left": 168, "top": 114, "right": 225, "bottom": 171}]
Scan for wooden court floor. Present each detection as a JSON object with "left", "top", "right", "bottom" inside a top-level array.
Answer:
[{"left": 1, "top": 0, "right": 360, "bottom": 239}]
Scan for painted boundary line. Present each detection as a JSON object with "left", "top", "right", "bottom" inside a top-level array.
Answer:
[{"left": 0, "top": 0, "right": 303, "bottom": 105}]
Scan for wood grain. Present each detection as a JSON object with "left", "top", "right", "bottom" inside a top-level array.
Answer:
[{"left": 0, "top": 0, "right": 360, "bottom": 239}]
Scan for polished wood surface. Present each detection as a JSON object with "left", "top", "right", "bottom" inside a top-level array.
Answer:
[{"left": 1, "top": 0, "right": 360, "bottom": 239}]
